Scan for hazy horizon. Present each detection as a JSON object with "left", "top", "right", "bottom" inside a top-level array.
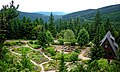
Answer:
[{"left": 0, "top": 0, "right": 120, "bottom": 13}]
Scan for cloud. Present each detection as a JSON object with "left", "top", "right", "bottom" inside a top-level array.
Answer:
[{"left": 0, "top": 0, "right": 120, "bottom": 12}]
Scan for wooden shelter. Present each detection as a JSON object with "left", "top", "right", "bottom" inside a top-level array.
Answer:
[{"left": 100, "top": 31, "right": 119, "bottom": 60}]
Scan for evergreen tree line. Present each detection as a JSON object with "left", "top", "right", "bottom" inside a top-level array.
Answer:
[{"left": 2, "top": 9, "right": 120, "bottom": 45}]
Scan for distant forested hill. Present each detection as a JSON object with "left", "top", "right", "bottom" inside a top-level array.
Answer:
[
  {"left": 62, "top": 4, "right": 120, "bottom": 22},
  {"left": 18, "top": 4, "right": 120, "bottom": 22},
  {"left": 18, "top": 12, "right": 49, "bottom": 22},
  {"left": 18, "top": 12, "right": 63, "bottom": 22}
]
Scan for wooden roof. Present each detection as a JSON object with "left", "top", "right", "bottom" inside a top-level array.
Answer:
[{"left": 100, "top": 31, "right": 119, "bottom": 59}]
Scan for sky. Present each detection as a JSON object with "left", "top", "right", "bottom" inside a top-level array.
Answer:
[{"left": 0, "top": 0, "right": 120, "bottom": 13}]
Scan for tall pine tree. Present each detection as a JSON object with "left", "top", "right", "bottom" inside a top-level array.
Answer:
[
  {"left": 0, "top": 0, "right": 19, "bottom": 59},
  {"left": 48, "top": 13, "right": 56, "bottom": 38}
]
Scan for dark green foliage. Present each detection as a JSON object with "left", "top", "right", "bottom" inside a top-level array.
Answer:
[
  {"left": 46, "top": 30, "right": 54, "bottom": 45},
  {"left": 0, "top": 46, "right": 8, "bottom": 60},
  {"left": 70, "top": 63, "right": 85, "bottom": 72},
  {"left": 93, "top": 23, "right": 106, "bottom": 47},
  {"left": 59, "top": 52, "right": 67, "bottom": 72},
  {"left": 37, "top": 30, "right": 53, "bottom": 49},
  {"left": 48, "top": 13, "right": 57, "bottom": 38},
  {"left": 70, "top": 52, "right": 78, "bottom": 63},
  {"left": 4, "top": 41, "right": 25, "bottom": 46},
  {"left": 52, "top": 51, "right": 79, "bottom": 62},
  {"left": 70, "top": 59, "right": 120, "bottom": 72},
  {"left": 37, "top": 31, "right": 47, "bottom": 49},
  {"left": 104, "top": 18, "right": 112, "bottom": 33},
  {"left": 0, "top": 0, "right": 19, "bottom": 60},
  {"left": 28, "top": 41, "right": 40, "bottom": 49},
  {"left": 29, "top": 40, "right": 34, "bottom": 44},
  {"left": 18, "top": 51, "right": 34, "bottom": 70},
  {"left": 58, "top": 38, "right": 64, "bottom": 45},
  {"left": 87, "top": 59, "right": 120, "bottom": 72},
  {"left": 0, "top": 0, "right": 19, "bottom": 30},
  {"left": 89, "top": 46, "right": 105, "bottom": 60},
  {"left": 0, "top": 31, "right": 6, "bottom": 48},
  {"left": 45, "top": 47, "right": 56, "bottom": 56},
  {"left": 77, "top": 28, "right": 89, "bottom": 47}
]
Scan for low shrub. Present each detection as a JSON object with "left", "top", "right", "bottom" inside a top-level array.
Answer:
[
  {"left": 69, "top": 52, "right": 79, "bottom": 63},
  {"left": 4, "top": 41, "right": 25, "bottom": 46},
  {"left": 29, "top": 40, "right": 33, "bottom": 44},
  {"left": 43, "top": 60, "right": 58, "bottom": 71},
  {"left": 58, "top": 38, "right": 64, "bottom": 45},
  {"left": 52, "top": 52, "right": 62, "bottom": 60},
  {"left": 45, "top": 47, "right": 56, "bottom": 56},
  {"left": 52, "top": 51, "right": 79, "bottom": 62},
  {"left": 4, "top": 42, "right": 16, "bottom": 46},
  {"left": 12, "top": 47, "right": 33, "bottom": 54},
  {"left": 34, "top": 41, "right": 38, "bottom": 44},
  {"left": 29, "top": 44, "right": 41, "bottom": 49},
  {"left": 29, "top": 51, "right": 49, "bottom": 64},
  {"left": 16, "top": 41, "right": 25, "bottom": 46},
  {"left": 28, "top": 40, "right": 40, "bottom": 49},
  {"left": 74, "top": 48, "right": 80, "bottom": 53},
  {"left": 64, "top": 42, "right": 71, "bottom": 45}
]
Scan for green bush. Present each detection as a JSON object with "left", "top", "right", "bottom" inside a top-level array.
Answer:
[
  {"left": 74, "top": 48, "right": 80, "bottom": 53},
  {"left": 53, "top": 51, "right": 79, "bottom": 62},
  {"left": 58, "top": 38, "right": 64, "bottom": 45},
  {"left": 45, "top": 47, "right": 56, "bottom": 56},
  {"left": 53, "top": 52, "right": 70, "bottom": 60},
  {"left": 34, "top": 41, "right": 38, "bottom": 44},
  {"left": 64, "top": 54, "right": 71, "bottom": 62},
  {"left": 64, "top": 42, "right": 71, "bottom": 45},
  {"left": 29, "top": 40, "right": 33, "bottom": 44},
  {"left": 29, "top": 44, "right": 40, "bottom": 49},
  {"left": 52, "top": 53, "right": 62, "bottom": 60},
  {"left": 4, "top": 41, "right": 25, "bottom": 46},
  {"left": 69, "top": 52, "right": 79, "bottom": 63},
  {"left": 28, "top": 40, "right": 40, "bottom": 49},
  {"left": 16, "top": 41, "right": 25, "bottom": 46},
  {"left": 4, "top": 42, "right": 16, "bottom": 46}
]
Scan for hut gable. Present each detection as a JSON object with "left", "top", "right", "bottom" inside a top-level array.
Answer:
[{"left": 100, "top": 31, "right": 119, "bottom": 59}]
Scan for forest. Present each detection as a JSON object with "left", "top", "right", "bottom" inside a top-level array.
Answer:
[{"left": 0, "top": 1, "right": 120, "bottom": 72}]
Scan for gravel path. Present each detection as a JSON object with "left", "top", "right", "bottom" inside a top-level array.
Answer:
[
  {"left": 8, "top": 40, "right": 91, "bottom": 72},
  {"left": 8, "top": 40, "right": 54, "bottom": 72},
  {"left": 78, "top": 47, "right": 90, "bottom": 60}
]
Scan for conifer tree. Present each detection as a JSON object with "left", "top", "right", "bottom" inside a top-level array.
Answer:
[
  {"left": 77, "top": 28, "right": 89, "bottom": 47},
  {"left": 37, "top": 30, "right": 47, "bottom": 49},
  {"left": 48, "top": 13, "right": 56, "bottom": 37},
  {"left": 0, "top": 0, "right": 19, "bottom": 59},
  {"left": 104, "top": 18, "right": 112, "bottom": 33},
  {"left": 91, "top": 10, "right": 102, "bottom": 42},
  {"left": 90, "top": 10, "right": 105, "bottom": 60}
]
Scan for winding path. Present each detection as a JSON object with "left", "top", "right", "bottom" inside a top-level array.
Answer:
[
  {"left": 8, "top": 40, "right": 91, "bottom": 72},
  {"left": 9, "top": 40, "right": 54, "bottom": 72},
  {"left": 78, "top": 47, "right": 90, "bottom": 60}
]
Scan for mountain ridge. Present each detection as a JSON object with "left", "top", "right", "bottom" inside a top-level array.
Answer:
[
  {"left": 62, "top": 4, "right": 120, "bottom": 22},
  {"left": 18, "top": 4, "right": 120, "bottom": 22}
]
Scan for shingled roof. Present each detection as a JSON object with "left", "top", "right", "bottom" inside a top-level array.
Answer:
[{"left": 100, "top": 31, "right": 119, "bottom": 59}]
